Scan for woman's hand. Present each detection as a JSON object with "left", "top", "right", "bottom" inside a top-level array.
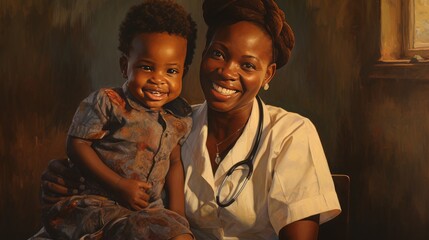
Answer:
[
  {"left": 114, "top": 178, "right": 152, "bottom": 211},
  {"left": 40, "top": 158, "right": 85, "bottom": 205}
]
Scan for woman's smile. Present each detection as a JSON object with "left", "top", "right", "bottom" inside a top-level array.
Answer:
[{"left": 212, "top": 82, "right": 238, "bottom": 96}]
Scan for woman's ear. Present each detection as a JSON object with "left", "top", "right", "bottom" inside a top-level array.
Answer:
[
  {"left": 119, "top": 55, "right": 128, "bottom": 79},
  {"left": 263, "top": 63, "right": 277, "bottom": 87}
]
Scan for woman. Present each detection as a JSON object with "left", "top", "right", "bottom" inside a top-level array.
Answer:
[
  {"left": 37, "top": 0, "right": 340, "bottom": 239},
  {"left": 181, "top": 1, "right": 340, "bottom": 239}
]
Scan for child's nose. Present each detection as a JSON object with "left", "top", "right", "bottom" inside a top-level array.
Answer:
[{"left": 149, "top": 72, "right": 167, "bottom": 85}]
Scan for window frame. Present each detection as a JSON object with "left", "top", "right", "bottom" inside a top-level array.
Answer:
[{"left": 372, "top": 0, "right": 429, "bottom": 82}]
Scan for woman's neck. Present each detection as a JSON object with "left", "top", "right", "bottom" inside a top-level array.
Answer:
[
  {"left": 207, "top": 103, "right": 253, "bottom": 138},
  {"left": 205, "top": 101, "right": 254, "bottom": 173}
]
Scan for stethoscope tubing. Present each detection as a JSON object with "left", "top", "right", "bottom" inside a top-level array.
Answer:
[{"left": 216, "top": 96, "right": 264, "bottom": 207}]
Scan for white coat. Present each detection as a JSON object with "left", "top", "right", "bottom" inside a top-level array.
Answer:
[{"left": 182, "top": 98, "right": 341, "bottom": 240}]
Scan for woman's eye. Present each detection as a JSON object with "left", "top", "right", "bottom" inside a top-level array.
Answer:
[
  {"left": 211, "top": 50, "right": 224, "bottom": 59},
  {"left": 167, "top": 68, "right": 179, "bottom": 74},
  {"left": 242, "top": 63, "right": 256, "bottom": 70}
]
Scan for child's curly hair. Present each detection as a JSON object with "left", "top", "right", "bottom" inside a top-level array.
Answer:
[{"left": 118, "top": 0, "right": 197, "bottom": 71}]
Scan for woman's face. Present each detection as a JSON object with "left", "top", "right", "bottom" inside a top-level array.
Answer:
[{"left": 200, "top": 21, "right": 276, "bottom": 113}]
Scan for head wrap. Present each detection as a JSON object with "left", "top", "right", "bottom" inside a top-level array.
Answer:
[{"left": 202, "top": 0, "right": 295, "bottom": 69}]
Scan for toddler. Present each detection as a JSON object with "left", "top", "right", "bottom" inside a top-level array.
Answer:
[{"left": 42, "top": 1, "right": 197, "bottom": 239}]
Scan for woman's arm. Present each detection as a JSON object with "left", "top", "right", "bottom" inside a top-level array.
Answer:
[
  {"left": 278, "top": 215, "right": 320, "bottom": 240},
  {"left": 67, "top": 136, "right": 151, "bottom": 210},
  {"left": 165, "top": 144, "right": 186, "bottom": 217}
]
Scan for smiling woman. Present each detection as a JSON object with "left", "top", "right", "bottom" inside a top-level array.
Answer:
[
  {"left": 200, "top": 21, "right": 276, "bottom": 114},
  {"left": 181, "top": 0, "right": 341, "bottom": 239}
]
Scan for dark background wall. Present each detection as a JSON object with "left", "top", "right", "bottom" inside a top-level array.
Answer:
[{"left": 1, "top": 0, "right": 428, "bottom": 239}]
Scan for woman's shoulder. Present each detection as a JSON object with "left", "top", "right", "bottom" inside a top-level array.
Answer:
[
  {"left": 265, "top": 104, "right": 317, "bottom": 134},
  {"left": 265, "top": 104, "right": 309, "bottom": 123}
]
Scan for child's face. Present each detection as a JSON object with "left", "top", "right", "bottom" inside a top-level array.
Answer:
[{"left": 121, "top": 32, "right": 187, "bottom": 111}]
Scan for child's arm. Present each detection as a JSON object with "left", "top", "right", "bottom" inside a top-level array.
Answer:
[
  {"left": 165, "top": 144, "right": 186, "bottom": 217},
  {"left": 67, "top": 136, "right": 152, "bottom": 210}
]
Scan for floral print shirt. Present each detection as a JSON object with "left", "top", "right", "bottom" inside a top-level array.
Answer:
[{"left": 68, "top": 81, "right": 192, "bottom": 206}]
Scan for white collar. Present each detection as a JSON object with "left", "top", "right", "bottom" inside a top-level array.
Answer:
[{"left": 187, "top": 98, "right": 269, "bottom": 188}]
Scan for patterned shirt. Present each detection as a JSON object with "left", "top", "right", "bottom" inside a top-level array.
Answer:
[{"left": 68, "top": 81, "right": 192, "bottom": 206}]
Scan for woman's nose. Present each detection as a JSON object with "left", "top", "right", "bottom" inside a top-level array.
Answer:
[{"left": 217, "top": 62, "right": 239, "bottom": 80}]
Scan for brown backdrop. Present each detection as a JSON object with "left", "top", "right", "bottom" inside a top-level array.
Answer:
[{"left": 1, "top": 0, "right": 428, "bottom": 239}]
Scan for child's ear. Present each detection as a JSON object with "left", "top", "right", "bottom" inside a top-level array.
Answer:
[{"left": 119, "top": 55, "right": 128, "bottom": 79}]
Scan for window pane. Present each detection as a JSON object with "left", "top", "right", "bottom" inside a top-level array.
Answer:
[{"left": 414, "top": 0, "right": 429, "bottom": 48}]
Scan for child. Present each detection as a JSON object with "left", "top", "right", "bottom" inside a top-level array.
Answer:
[{"left": 42, "top": 1, "right": 197, "bottom": 239}]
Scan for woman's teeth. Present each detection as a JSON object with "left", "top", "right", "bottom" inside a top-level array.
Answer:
[{"left": 212, "top": 83, "right": 236, "bottom": 96}]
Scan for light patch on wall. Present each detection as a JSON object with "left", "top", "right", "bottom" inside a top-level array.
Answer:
[
  {"left": 51, "top": 0, "right": 105, "bottom": 28},
  {"left": 1, "top": 0, "right": 104, "bottom": 27},
  {"left": 305, "top": 0, "right": 352, "bottom": 30}
]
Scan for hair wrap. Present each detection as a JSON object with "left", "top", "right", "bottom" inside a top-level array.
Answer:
[{"left": 202, "top": 0, "right": 295, "bottom": 68}]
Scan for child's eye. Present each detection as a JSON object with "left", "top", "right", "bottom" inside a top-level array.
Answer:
[
  {"left": 242, "top": 62, "right": 256, "bottom": 70},
  {"left": 139, "top": 65, "right": 153, "bottom": 71},
  {"left": 167, "top": 68, "right": 179, "bottom": 74},
  {"left": 210, "top": 50, "right": 224, "bottom": 59}
]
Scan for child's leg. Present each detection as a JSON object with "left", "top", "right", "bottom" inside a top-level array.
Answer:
[
  {"left": 106, "top": 207, "right": 194, "bottom": 240},
  {"left": 43, "top": 195, "right": 129, "bottom": 239}
]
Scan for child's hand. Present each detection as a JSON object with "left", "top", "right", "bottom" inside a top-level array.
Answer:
[{"left": 115, "top": 178, "right": 152, "bottom": 211}]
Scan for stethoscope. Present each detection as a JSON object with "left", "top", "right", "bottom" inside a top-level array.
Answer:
[{"left": 216, "top": 96, "right": 264, "bottom": 207}]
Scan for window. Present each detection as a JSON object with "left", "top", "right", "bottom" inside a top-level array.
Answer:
[
  {"left": 404, "top": 0, "right": 429, "bottom": 58},
  {"left": 372, "top": 0, "right": 429, "bottom": 81},
  {"left": 380, "top": 0, "right": 429, "bottom": 60}
]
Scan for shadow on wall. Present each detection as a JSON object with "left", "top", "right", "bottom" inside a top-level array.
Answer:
[{"left": 0, "top": 1, "right": 92, "bottom": 239}]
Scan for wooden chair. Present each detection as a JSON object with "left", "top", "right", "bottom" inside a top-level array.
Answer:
[{"left": 318, "top": 174, "right": 350, "bottom": 240}]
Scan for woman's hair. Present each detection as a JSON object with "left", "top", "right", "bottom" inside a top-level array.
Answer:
[
  {"left": 202, "top": 0, "right": 295, "bottom": 69},
  {"left": 118, "top": 0, "right": 197, "bottom": 70}
]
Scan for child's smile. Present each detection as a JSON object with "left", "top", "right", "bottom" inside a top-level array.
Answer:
[
  {"left": 143, "top": 88, "right": 167, "bottom": 101},
  {"left": 122, "top": 32, "right": 188, "bottom": 111}
]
